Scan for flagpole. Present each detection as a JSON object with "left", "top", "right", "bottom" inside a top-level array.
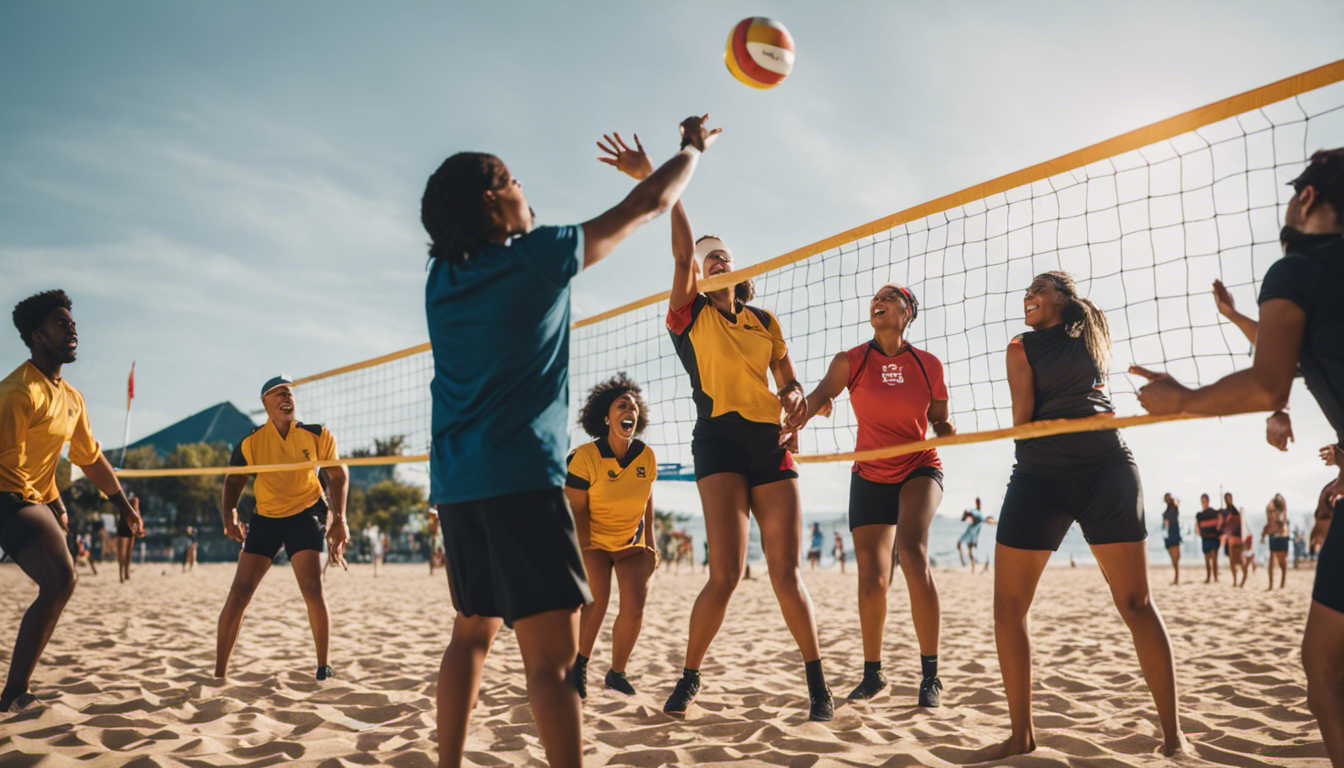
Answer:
[{"left": 119, "top": 362, "right": 134, "bottom": 469}]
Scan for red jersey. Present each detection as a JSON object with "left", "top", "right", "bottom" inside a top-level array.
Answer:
[{"left": 846, "top": 342, "right": 948, "bottom": 483}]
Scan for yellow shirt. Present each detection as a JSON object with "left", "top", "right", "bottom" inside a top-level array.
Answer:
[
  {"left": 565, "top": 438, "right": 656, "bottom": 551},
  {"left": 230, "top": 420, "right": 337, "bottom": 518},
  {"left": 0, "top": 361, "right": 103, "bottom": 503},
  {"left": 667, "top": 295, "right": 788, "bottom": 424}
]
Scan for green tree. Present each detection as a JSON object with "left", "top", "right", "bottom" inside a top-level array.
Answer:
[
  {"left": 158, "top": 441, "right": 232, "bottom": 530},
  {"left": 359, "top": 478, "right": 425, "bottom": 534}
]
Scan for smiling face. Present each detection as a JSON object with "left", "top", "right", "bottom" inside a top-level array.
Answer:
[
  {"left": 703, "top": 249, "right": 732, "bottom": 278},
  {"left": 606, "top": 393, "right": 639, "bottom": 441},
  {"left": 1023, "top": 275, "right": 1066, "bottom": 329},
  {"left": 262, "top": 385, "right": 296, "bottom": 424},
  {"left": 870, "top": 285, "right": 913, "bottom": 332},
  {"left": 33, "top": 307, "right": 78, "bottom": 364}
]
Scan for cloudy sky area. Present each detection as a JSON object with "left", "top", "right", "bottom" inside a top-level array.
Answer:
[{"left": 3, "top": 2, "right": 1342, "bottom": 530}]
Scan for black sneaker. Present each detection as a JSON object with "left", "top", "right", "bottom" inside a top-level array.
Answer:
[
  {"left": 847, "top": 671, "right": 888, "bottom": 700},
  {"left": 918, "top": 676, "right": 942, "bottom": 707},
  {"left": 316, "top": 666, "right": 335, "bottom": 681},
  {"left": 604, "top": 669, "right": 635, "bottom": 695},
  {"left": 3, "top": 692, "right": 39, "bottom": 713},
  {"left": 572, "top": 658, "right": 589, "bottom": 700},
  {"left": 663, "top": 674, "right": 700, "bottom": 714},
  {"left": 809, "top": 686, "right": 834, "bottom": 721}
]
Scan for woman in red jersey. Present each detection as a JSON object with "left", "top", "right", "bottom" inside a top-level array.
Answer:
[{"left": 800, "top": 284, "right": 954, "bottom": 707}]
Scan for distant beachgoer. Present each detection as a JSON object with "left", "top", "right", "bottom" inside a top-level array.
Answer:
[
  {"left": 1195, "top": 494, "right": 1221, "bottom": 583},
  {"left": 1161, "top": 493, "right": 1182, "bottom": 585},
  {"left": 182, "top": 526, "right": 197, "bottom": 572},
  {"left": 1223, "top": 494, "right": 1246, "bottom": 587},
  {"left": 957, "top": 497, "right": 995, "bottom": 570},
  {"left": 1265, "top": 494, "right": 1289, "bottom": 589},
  {"left": 807, "top": 522, "right": 823, "bottom": 569}
]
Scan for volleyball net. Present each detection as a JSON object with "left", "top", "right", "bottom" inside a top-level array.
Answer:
[{"left": 116, "top": 60, "right": 1344, "bottom": 478}]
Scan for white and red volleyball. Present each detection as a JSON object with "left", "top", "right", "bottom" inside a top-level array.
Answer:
[{"left": 725, "top": 17, "right": 795, "bottom": 90}]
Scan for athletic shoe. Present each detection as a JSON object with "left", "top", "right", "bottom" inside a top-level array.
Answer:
[
  {"left": 662, "top": 673, "right": 700, "bottom": 714},
  {"left": 918, "top": 676, "right": 942, "bottom": 707},
  {"left": 316, "top": 665, "right": 335, "bottom": 681},
  {"left": 809, "top": 686, "right": 835, "bottom": 721},
  {"left": 847, "top": 670, "right": 888, "bottom": 700},
  {"left": 4, "top": 692, "right": 38, "bottom": 713},
  {"left": 572, "top": 657, "right": 588, "bottom": 700},
  {"left": 604, "top": 669, "right": 635, "bottom": 695}
]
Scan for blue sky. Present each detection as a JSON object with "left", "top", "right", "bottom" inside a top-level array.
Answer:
[{"left": 3, "top": 1, "right": 1342, "bottom": 528}]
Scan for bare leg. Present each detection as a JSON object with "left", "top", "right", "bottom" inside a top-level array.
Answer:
[
  {"left": 968, "top": 543, "right": 978, "bottom": 571},
  {"left": 682, "top": 473, "right": 750, "bottom": 669},
  {"left": 116, "top": 536, "right": 132, "bottom": 583},
  {"left": 513, "top": 608, "right": 584, "bottom": 768},
  {"left": 609, "top": 550, "right": 656, "bottom": 673},
  {"left": 895, "top": 477, "right": 942, "bottom": 658},
  {"left": 1092, "top": 541, "right": 1183, "bottom": 755},
  {"left": 0, "top": 504, "right": 78, "bottom": 708},
  {"left": 1277, "top": 552, "right": 1288, "bottom": 588},
  {"left": 290, "top": 550, "right": 329, "bottom": 668},
  {"left": 969, "top": 543, "right": 1050, "bottom": 761},
  {"left": 577, "top": 549, "right": 613, "bottom": 659},
  {"left": 752, "top": 478, "right": 821, "bottom": 662},
  {"left": 956, "top": 540, "right": 965, "bottom": 567},
  {"left": 1167, "top": 544, "right": 1180, "bottom": 585},
  {"left": 214, "top": 552, "right": 273, "bottom": 678},
  {"left": 437, "top": 613, "right": 502, "bottom": 768},
  {"left": 852, "top": 525, "right": 897, "bottom": 663},
  {"left": 1303, "top": 600, "right": 1344, "bottom": 767}
]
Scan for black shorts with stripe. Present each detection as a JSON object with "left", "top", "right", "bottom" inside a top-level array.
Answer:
[{"left": 691, "top": 416, "right": 798, "bottom": 487}]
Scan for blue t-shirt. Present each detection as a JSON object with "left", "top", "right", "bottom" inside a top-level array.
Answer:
[{"left": 426, "top": 225, "right": 584, "bottom": 504}]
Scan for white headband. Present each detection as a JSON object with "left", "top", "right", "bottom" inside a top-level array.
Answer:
[{"left": 694, "top": 237, "right": 732, "bottom": 270}]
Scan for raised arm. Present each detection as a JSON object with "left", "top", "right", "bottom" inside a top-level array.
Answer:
[
  {"left": 669, "top": 200, "right": 699, "bottom": 311},
  {"left": 1006, "top": 340, "right": 1035, "bottom": 426},
  {"left": 1213, "top": 279, "right": 1258, "bottom": 345},
  {"left": 583, "top": 116, "right": 720, "bottom": 271}
]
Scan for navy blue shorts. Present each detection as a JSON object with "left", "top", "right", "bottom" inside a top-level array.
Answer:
[{"left": 1201, "top": 537, "right": 1221, "bottom": 555}]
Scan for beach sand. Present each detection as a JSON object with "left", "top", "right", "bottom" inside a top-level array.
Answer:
[{"left": 0, "top": 559, "right": 1328, "bottom": 767}]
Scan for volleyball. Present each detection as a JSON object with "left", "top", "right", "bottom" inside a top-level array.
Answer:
[{"left": 725, "top": 17, "right": 795, "bottom": 90}]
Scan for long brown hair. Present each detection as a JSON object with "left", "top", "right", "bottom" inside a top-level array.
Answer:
[{"left": 1039, "top": 270, "right": 1111, "bottom": 375}]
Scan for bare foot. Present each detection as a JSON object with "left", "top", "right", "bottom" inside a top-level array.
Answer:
[
  {"left": 1160, "top": 734, "right": 1190, "bottom": 757},
  {"left": 966, "top": 734, "right": 1036, "bottom": 763}
]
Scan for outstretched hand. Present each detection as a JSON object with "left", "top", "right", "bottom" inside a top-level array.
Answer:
[
  {"left": 1129, "top": 365, "right": 1191, "bottom": 415},
  {"left": 1322, "top": 443, "right": 1344, "bottom": 467},
  {"left": 679, "top": 113, "right": 722, "bottom": 152},
  {"left": 597, "top": 132, "right": 653, "bottom": 180},
  {"left": 1266, "top": 411, "right": 1294, "bottom": 451},
  {"left": 1212, "top": 279, "right": 1237, "bottom": 319}
]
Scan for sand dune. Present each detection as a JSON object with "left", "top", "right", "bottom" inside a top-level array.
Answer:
[{"left": 0, "top": 559, "right": 1328, "bottom": 767}]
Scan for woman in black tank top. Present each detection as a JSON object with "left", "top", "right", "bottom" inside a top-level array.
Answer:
[{"left": 973, "top": 272, "right": 1184, "bottom": 760}]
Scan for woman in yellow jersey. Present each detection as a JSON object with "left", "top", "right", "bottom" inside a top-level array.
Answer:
[
  {"left": 564, "top": 373, "right": 657, "bottom": 698},
  {"left": 599, "top": 135, "right": 833, "bottom": 721}
]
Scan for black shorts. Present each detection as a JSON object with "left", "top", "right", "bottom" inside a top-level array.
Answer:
[
  {"left": 1201, "top": 536, "right": 1220, "bottom": 555},
  {"left": 997, "top": 460, "right": 1145, "bottom": 551},
  {"left": 848, "top": 466, "right": 944, "bottom": 530},
  {"left": 1313, "top": 499, "right": 1344, "bottom": 613},
  {"left": 0, "top": 492, "right": 41, "bottom": 555},
  {"left": 1270, "top": 535, "right": 1290, "bottom": 553},
  {"left": 243, "top": 498, "right": 327, "bottom": 560},
  {"left": 692, "top": 417, "right": 799, "bottom": 487},
  {"left": 115, "top": 516, "right": 133, "bottom": 538},
  {"left": 439, "top": 487, "right": 591, "bottom": 627},
  {"left": 1164, "top": 536, "right": 1182, "bottom": 549}
]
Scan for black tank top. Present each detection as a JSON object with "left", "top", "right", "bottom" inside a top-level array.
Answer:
[{"left": 1014, "top": 322, "right": 1131, "bottom": 470}]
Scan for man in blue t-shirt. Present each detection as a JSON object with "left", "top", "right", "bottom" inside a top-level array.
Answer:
[
  {"left": 423, "top": 119, "right": 719, "bottom": 768},
  {"left": 1133, "top": 147, "right": 1344, "bottom": 765}
]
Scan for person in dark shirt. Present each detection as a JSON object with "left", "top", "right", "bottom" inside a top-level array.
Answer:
[
  {"left": 1135, "top": 147, "right": 1344, "bottom": 766},
  {"left": 1194, "top": 493, "right": 1222, "bottom": 583},
  {"left": 1161, "top": 493, "right": 1182, "bottom": 585},
  {"left": 1222, "top": 493, "right": 1247, "bottom": 588},
  {"left": 975, "top": 272, "right": 1182, "bottom": 761}
]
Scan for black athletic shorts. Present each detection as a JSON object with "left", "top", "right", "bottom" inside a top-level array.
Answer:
[
  {"left": 848, "top": 466, "right": 944, "bottom": 530},
  {"left": 0, "top": 492, "right": 41, "bottom": 555},
  {"left": 1164, "top": 535, "right": 1182, "bottom": 549},
  {"left": 243, "top": 498, "right": 327, "bottom": 560},
  {"left": 1270, "top": 535, "right": 1290, "bottom": 553},
  {"left": 692, "top": 417, "right": 799, "bottom": 487},
  {"left": 439, "top": 487, "right": 592, "bottom": 627},
  {"left": 997, "top": 459, "right": 1146, "bottom": 551},
  {"left": 1313, "top": 499, "right": 1344, "bottom": 613},
  {"left": 1201, "top": 536, "right": 1220, "bottom": 555}
]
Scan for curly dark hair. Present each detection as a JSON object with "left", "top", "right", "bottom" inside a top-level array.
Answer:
[
  {"left": 578, "top": 372, "right": 650, "bottom": 439},
  {"left": 421, "top": 152, "right": 511, "bottom": 265},
  {"left": 13, "top": 289, "right": 72, "bottom": 349}
]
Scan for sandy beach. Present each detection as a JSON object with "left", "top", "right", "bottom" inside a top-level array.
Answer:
[{"left": 0, "top": 559, "right": 1328, "bottom": 767}]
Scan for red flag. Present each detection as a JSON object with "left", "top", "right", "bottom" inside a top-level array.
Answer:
[{"left": 127, "top": 362, "right": 135, "bottom": 407}]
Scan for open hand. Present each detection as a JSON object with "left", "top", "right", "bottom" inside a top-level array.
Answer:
[
  {"left": 679, "top": 113, "right": 722, "bottom": 152},
  {"left": 1129, "top": 365, "right": 1191, "bottom": 415},
  {"left": 1266, "top": 411, "right": 1294, "bottom": 451},
  {"left": 1212, "top": 279, "right": 1237, "bottom": 319},
  {"left": 1322, "top": 444, "right": 1343, "bottom": 467},
  {"left": 597, "top": 132, "right": 653, "bottom": 180}
]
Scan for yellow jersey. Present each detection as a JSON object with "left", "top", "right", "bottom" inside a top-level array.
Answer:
[
  {"left": 565, "top": 438, "right": 656, "bottom": 551},
  {"left": 0, "top": 361, "right": 103, "bottom": 503},
  {"left": 229, "top": 420, "right": 337, "bottom": 518},
  {"left": 667, "top": 295, "right": 788, "bottom": 424}
]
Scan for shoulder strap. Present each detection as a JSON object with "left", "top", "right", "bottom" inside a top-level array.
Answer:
[
  {"left": 907, "top": 346, "right": 934, "bottom": 395},
  {"left": 848, "top": 343, "right": 875, "bottom": 390}
]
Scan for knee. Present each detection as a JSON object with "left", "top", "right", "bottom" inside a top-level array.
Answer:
[
  {"left": 1112, "top": 590, "right": 1154, "bottom": 622},
  {"left": 706, "top": 564, "right": 742, "bottom": 595},
  {"left": 993, "top": 595, "right": 1030, "bottom": 627},
  {"left": 896, "top": 541, "right": 929, "bottom": 573},
  {"left": 858, "top": 570, "right": 889, "bottom": 599},
  {"left": 766, "top": 558, "right": 801, "bottom": 585},
  {"left": 45, "top": 566, "right": 78, "bottom": 603},
  {"left": 299, "top": 579, "right": 324, "bottom": 602}
]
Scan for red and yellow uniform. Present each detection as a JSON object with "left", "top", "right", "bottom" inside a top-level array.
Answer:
[
  {"left": 667, "top": 294, "right": 788, "bottom": 424},
  {"left": 0, "top": 361, "right": 102, "bottom": 503},
  {"left": 566, "top": 438, "right": 656, "bottom": 551},
  {"left": 230, "top": 421, "right": 337, "bottom": 518}
]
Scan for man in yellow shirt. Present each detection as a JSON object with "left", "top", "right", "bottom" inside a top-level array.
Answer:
[
  {"left": 1, "top": 290, "right": 144, "bottom": 712},
  {"left": 214, "top": 375, "right": 349, "bottom": 681}
]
